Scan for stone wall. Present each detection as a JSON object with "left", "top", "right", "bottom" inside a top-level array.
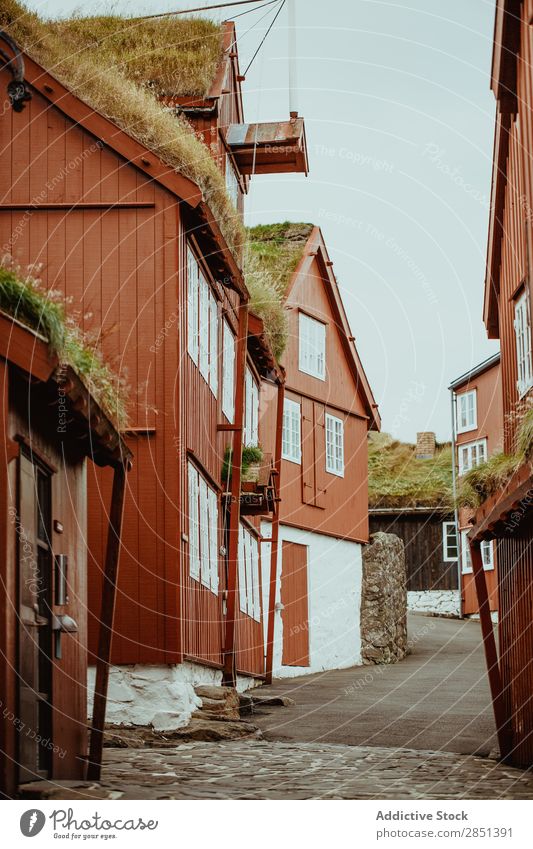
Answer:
[
  {"left": 361, "top": 532, "right": 407, "bottom": 664},
  {"left": 407, "top": 590, "right": 460, "bottom": 617}
]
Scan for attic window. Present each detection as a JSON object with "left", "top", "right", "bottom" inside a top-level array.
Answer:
[
  {"left": 225, "top": 155, "right": 240, "bottom": 208},
  {"left": 514, "top": 288, "right": 533, "bottom": 398},
  {"left": 299, "top": 313, "right": 326, "bottom": 380}
]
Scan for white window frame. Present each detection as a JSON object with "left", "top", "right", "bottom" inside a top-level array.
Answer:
[
  {"left": 325, "top": 413, "right": 344, "bottom": 477},
  {"left": 461, "top": 529, "right": 494, "bottom": 574},
  {"left": 238, "top": 523, "right": 261, "bottom": 622},
  {"left": 460, "top": 529, "right": 473, "bottom": 574},
  {"left": 456, "top": 389, "right": 477, "bottom": 434},
  {"left": 244, "top": 367, "right": 259, "bottom": 447},
  {"left": 188, "top": 461, "right": 219, "bottom": 594},
  {"left": 186, "top": 242, "right": 218, "bottom": 396},
  {"left": 298, "top": 313, "right": 326, "bottom": 381},
  {"left": 221, "top": 319, "right": 235, "bottom": 422},
  {"left": 442, "top": 521, "right": 458, "bottom": 562},
  {"left": 282, "top": 398, "right": 301, "bottom": 464},
  {"left": 225, "top": 154, "right": 240, "bottom": 209},
  {"left": 514, "top": 288, "right": 533, "bottom": 398},
  {"left": 457, "top": 438, "right": 487, "bottom": 476}
]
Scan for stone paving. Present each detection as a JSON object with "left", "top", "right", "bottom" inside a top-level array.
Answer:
[{"left": 21, "top": 741, "right": 533, "bottom": 800}]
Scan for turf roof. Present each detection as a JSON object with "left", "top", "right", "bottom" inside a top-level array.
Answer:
[{"left": 368, "top": 432, "right": 453, "bottom": 510}]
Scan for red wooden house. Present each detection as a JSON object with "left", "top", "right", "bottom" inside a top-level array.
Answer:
[
  {"left": 249, "top": 223, "right": 380, "bottom": 679},
  {"left": 450, "top": 353, "right": 503, "bottom": 617},
  {"left": 467, "top": 0, "right": 533, "bottom": 767},
  {"left": 0, "top": 10, "right": 306, "bottom": 730},
  {"left": 0, "top": 292, "right": 130, "bottom": 797}
]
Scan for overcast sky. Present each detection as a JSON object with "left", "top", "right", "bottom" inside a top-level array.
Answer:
[{"left": 24, "top": 0, "right": 498, "bottom": 442}]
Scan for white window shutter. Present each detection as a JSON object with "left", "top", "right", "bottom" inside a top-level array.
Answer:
[
  {"left": 187, "top": 247, "right": 199, "bottom": 365},
  {"left": 188, "top": 463, "right": 200, "bottom": 581},
  {"left": 222, "top": 320, "right": 235, "bottom": 421},
  {"left": 209, "top": 294, "right": 218, "bottom": 396},
  {"left": 208, "top": 488, "right": 219, "bottom": 594},
  {"left": 238, "top": 525, "right": 247, "bottom": 613}
]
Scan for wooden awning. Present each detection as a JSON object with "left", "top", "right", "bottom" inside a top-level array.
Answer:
[
  {"left": 226, "top": 117, "right": 308, "bottom": 175},
  {"left": 468, "top": 463, "right": 533, "bottom": 542}
]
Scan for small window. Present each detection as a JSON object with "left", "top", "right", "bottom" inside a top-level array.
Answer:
[
  {"left": 325, "top": 413, "right": 344, "bottom": 476},
  {"left": 461, "top": 529, "right": 473, "bottom": 574},
  {"left": 442, "top": 522, "right": 458, "bottom": 562},
  {"left": 186, "top": 242, "right": 218, "bottom": 396},
  {"left": 299, "top": 313, "right": 326, "bottom": 380},
  {"left": 244, "top": 367, "right": 259, "bottom": 447},
  {"left": 461, "top": 530, "right": 494, "bottom": 574},
  {"left": 222, "top": 320, "right": 235, "bottom": 422},
  {"left": 456, "top": 389, "right": 477, "bottom": 434},
  {"left": 225, "top": 155, "right": 240, "bottom": 209},
  {"left": 458, "top": 439, "right": 487, "bottom": 476},
  {"left": 188, "top": 462, "right": 219, "bottom": 594},
  {"left": 514, "top": 289, "right": 533, "bottom": 397},
  {"left": 238, "top": 523, "right": 261, "bottom": 621},
  {"left": 282, "top": 398, "right": 301, "bottom": 463}
]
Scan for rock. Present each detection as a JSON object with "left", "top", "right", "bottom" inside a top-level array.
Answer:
[
  {"left": 239, "top": 693, "right": 254, "bottom": 716},
  {"left": 361, "top": 532, "right": 408, "bottom": 665},
  {"left": 195, "top": 685, "right": 233, "bottom": 700},
  {"left": 171, "top": 718, "right": 261, "bottom": 743},
  {"left": 194, "top": 685, "right": 240, "bottom": 720},
  {"left": 251, "top": 695, "right": 295, "bottom": 707}
]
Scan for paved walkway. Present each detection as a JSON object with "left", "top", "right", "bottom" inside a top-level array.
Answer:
[{"left": 253, "top": 613, "right": 498, "bottom": 756}]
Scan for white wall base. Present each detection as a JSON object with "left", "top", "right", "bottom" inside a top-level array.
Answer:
[
  {"left": 261, "top": 522, "right": 362, "bottom": 679},
  {"left": 407, "top": 590, "right": 460, "bottom": 617},
  {"left": 87, "top": 662, "right": 259, "bottom": 730}
]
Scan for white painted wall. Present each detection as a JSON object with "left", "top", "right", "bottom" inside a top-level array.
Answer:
[
  {"left": 87, "top": 661, "right": 259, "bottom": 730},
  {"left": 407, "top": 590, "right": 460, "bottom": 617},
  {"left": 261, "top": 521, "right": 362, "bottom": 678}
]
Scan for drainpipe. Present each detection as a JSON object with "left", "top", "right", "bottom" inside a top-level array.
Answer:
[
  {"left": 450, "top": 387, "right": 463, "bottom": 618},
  {"left": 265, "top": 367, "right": 286, "bottom": 684},
  {"left": 222, "top": 298, "right": 249, "bottom": 687}
]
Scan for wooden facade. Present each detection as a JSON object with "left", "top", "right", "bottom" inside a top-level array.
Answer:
[
  {"left": 467, "top": 0, "right": 533, "bottom": 767},
  {"left": 0, "top": 18, "right": 300, "bottom": 700},
  {"left": 450, "top": 354, "right": 503, "bottom": 615},
  {"left": 0, "top": 314, "right": 129, "bottom": 798},
  {"left": 369, "top": 508, "right": 458, "bottom": 592}
]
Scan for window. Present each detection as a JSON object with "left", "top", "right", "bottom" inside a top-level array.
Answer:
[
  {"left": 325, "top": 413, "right": 344, "bottom": 476},
  {"left": 238, "top": 523, "right": 261, "bottom": 621},
  {"left": 244, "top": 367, "right": 259, "bottom": 447},
  {"left": 514, "top": 289, "right": 533, "bottom": 397},
  {"left": 225, "top": 155, "right": 240, "bottom": 208},
  {"left": 456, "top": 389, "right": 477, "bottom": 433},
  {"left": 299, "top": 313, "right": 326, "bottom": 380},
  {"left": 188, "top": 462, "right": 219, "bottom": 594},
  {"left": 461, "top": 530, "right": 494, "bottom": 574},
  {"left": 282, "top": 398, "right": 301, "bottom": 463},
  {"left": 458, "top": 439, "right": 487, "bottom": 476},
  {"left": 442, "top": 522, "right": 458, "bottom": 562},
  {"left": 222, "top": 319, "right": 235, "bottom": 422},
  {"left": 461, "top": 529, "right": 473, "bottom": 574},
  {"left": 186, "top": 243, "right": 218, "bottom": 395}
]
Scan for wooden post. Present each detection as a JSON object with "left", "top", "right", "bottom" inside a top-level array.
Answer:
[
  {"left": 222, "top": 300, "right": 249, "bottom": 686},
  {"left": 265, "top": 369, "right": 285, "bottom": 684},
  {"left": 469, "top": 538, "right": 513, "bottom": 761},
  {"left": 87, "top": 461, "right": 127, "bottom": 780}
]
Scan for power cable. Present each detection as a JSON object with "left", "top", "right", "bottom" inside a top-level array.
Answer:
[
  {"left": 243, "top": 0, "right": 285, "bottom": 76},
  {"left": 136, "top": 0, "right": 273, "bottom": 20}
]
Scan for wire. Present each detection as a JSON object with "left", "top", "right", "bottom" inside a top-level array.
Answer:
[
  {"left": 136, "top": 0, "right": 273, "bottom": 20},
  {"left": 223, "top": 0, "right": 279, "bottom": 22},
  {"left": 243, "top": 0, "right": 285, "bottom": 75},
  {"left": 238, "top": 0, "right": 282, "bottom": 41}
]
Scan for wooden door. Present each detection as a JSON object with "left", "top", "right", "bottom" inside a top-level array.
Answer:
[
  {"left": 281, "top": 541, "right": 309, "bottom": 666},
  {"left": 18, "top": 453, "right": 53, "bottom": 782}
]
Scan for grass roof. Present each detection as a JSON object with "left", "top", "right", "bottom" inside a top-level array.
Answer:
[
  {"left": 0, "top": 260, "right": 128, "bottom": 428},
  {"left": 245, "top": 222, "right": 314, "bottom": 359},
  {"left": 1, "top": 2, "right": 243, "bottom": 256},
  {"left": 368, "top": 432, "right": 453, "bottom": 510}
]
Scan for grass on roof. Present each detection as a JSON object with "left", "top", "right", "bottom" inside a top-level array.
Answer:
[
  {"left": 368, "top": 432, "right": 453, "bottom": 509},
  {"left": 0, "top": 260, "right": 128, "bottom": 428},
  {"left": 47, "top": 15, "right": 224, "bottom": 99},
  {"left": 1, "top": 1, "right": 243, "bottom": 257},
  {"left": 245, "top": 222, "right": 314, "bottom": 359}
]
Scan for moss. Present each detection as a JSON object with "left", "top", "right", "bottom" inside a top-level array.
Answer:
[
  {"left": 455, "top": 453, "right": 521, "bottom": 509},
  {"left": 222, "top": 444, "right": 263, "bottom": 484},
  {"left": 368, "top": 433, "right": 453, "bottom": 509},
  {"left": 245, "top": 222, "right": 313, "bottom": 359},
  {"left": 516, "top": 406, "right": 533, "bottom": 461},
  {"left": 0, "top": 262, "right": 128, "bottom": 427},
  {"left": 0, "top": 1, "right": 244, "bottom": 258}
]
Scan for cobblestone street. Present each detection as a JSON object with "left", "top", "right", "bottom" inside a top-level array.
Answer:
[{"left": 20, "top": 741, "right": 533, "bottom": 800}]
